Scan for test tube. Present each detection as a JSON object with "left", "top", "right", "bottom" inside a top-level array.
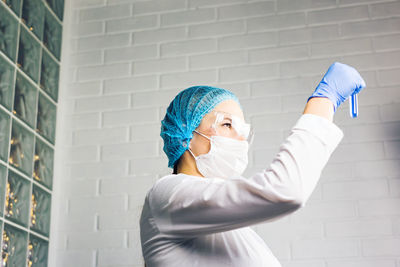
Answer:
[{"left": 349, "top": 93, "right": 358, "bottom": 118}]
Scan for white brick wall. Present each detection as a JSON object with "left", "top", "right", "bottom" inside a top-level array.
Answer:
[{"left": 50, "top": 0, "right": 400, "bottom": 266}]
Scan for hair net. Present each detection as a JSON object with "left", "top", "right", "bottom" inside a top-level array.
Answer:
[{"left": 160, "top": 85, "right": 240, "bottom": 168}]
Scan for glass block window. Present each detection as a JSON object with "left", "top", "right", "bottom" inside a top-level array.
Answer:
[{"left": 0, "top": 0, "right": 63, "bottom": 265}]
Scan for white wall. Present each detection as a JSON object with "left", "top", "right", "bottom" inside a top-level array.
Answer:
[{"left": 50, "top": 0, "right": 400, "bottom": 266}]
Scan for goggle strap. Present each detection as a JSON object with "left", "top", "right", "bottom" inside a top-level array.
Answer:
[{"left": 193, "top": 130, "right": 211, "bottom": 141}]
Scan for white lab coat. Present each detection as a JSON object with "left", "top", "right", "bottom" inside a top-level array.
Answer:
[{"left": 140, "top": 114, "right": 344, "bottom": 267}]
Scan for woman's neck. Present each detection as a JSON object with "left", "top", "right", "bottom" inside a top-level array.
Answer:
[{"left": 176, "top": 151, "right": 204, "bottom": 177}]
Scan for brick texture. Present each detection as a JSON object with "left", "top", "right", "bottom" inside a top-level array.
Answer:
[{"left": 51, "top": 0, "right": 400, "bottom": 266}]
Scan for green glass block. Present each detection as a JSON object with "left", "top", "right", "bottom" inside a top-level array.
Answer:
[
  {"left": 28, "top": 234, "right": 48, "bottom": 267},
  {"left": 30, "top": 185, "right": 51, "bottom": 237},
  {"left": 0, "top": 4, "right": 19, "bottom": 61},
  {"left": 21, "top": 0, "right": 45, "bottom": 41},
  {"left": 13, "top": 72, "right": 38, "bottom": 129},
  {"left": 2, "top": 223, "right": 28, "bottom": 267},
  {"left": 33, "top": 137, "right": 53, "bottom": 189},
  {"left": 0, "top": 55, "right": 15, "bottom": 110},
  {"left": 45, "top": 0, "right": 64, "bottom": 21},
  {"left": 40, "top": 49, "right": 59, "bottom": 102},
  {"left": 0, "top": 164, "right": 6, "bottom": 216},
  {"left": 43, "top": 7, "right": 61, "bottom": 61},
  {"left": 5, "top": 170, "right": 31, "bottom": 227},
  {"left": 9, "top": 120, "right": 34, "bottom": 176},
  {"left": 0, "top": 109, "right": 11, "bottom": 162},
  {"left": 17, "top": 27, "right": 40, "bottom": 83},
  {"left": 36, "top": 93, "right": 56, "bottom": 144},
  {"left": 3, "top": 0, "right": 22, "bottom": 17}
]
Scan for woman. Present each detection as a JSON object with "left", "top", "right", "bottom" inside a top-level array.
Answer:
[{"left": 140, "top": 62, "right": 365, "bottom": 266}]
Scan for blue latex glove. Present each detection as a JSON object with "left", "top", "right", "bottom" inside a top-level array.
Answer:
[{"left": 308, "top": 62, "right": 366, "bottom": 112}]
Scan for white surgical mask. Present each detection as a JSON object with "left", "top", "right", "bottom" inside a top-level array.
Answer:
[{"left": 188, "top": 130, "right": 249, "bottom": 179}]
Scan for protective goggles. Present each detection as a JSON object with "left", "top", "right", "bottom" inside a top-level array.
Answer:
[{"left": 208, "top": 111, "right": 254, "bottom": 144}]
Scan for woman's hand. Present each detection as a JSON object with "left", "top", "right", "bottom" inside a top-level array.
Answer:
[{"left": 307, "top": 62, "right": 366, "bottom": 112}]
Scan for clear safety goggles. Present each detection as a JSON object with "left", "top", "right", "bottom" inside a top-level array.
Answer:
[{"left": 208, "top": 111, "right": 254, "bottom": 144}]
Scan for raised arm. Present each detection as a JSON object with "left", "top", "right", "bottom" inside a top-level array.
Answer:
[{"left": 149, "top": 62, "right": 365, "bottom": 238}]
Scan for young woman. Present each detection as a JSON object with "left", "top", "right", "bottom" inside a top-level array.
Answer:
[{"left": 140, "top": 62, "right": 365, "bottom": 267}]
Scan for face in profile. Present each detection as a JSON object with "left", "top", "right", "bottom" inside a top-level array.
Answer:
[{"left": 189, "top": 99, "right": 247, "bottom": 156}]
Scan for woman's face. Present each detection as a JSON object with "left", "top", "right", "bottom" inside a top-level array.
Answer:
[{"left": 189, "top": 99, "right": 245, "bottom": 156}]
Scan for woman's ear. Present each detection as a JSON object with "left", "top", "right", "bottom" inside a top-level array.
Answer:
[
  {"left": 188, "top": 132, "right": 197, "bottom": 150},
  {"left": 188, "top": 139, "right": 192, "bottom": 150}
]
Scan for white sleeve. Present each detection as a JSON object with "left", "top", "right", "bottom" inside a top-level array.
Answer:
[{"left": 149, "top": 114, "right": 344, "bottom": 237}]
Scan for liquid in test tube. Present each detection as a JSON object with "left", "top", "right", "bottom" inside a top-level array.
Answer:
[{"left": 349, "top": 93, "right": 358, "bottom": 118}]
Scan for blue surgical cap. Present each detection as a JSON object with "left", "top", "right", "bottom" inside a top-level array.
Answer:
[{"left": 160, "top": 85, "right": 240, "bottom": 168}]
